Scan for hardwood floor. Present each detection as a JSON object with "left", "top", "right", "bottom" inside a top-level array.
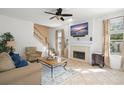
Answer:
[{"left": 62, "top": 59, "right": 124, "bottom": 85}]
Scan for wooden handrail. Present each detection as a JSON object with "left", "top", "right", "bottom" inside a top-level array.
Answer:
[
  {"left": 34, "top": 26, "right": 45, "bottom": 38},
  {"left": 34, "top": 30, "right": 46, "bottom": 44},
  {"left": 34, "top": 26, "right": 49, "bottom": 46},
  {"left": 34, "top": 32, "right": 42, "bottom": 42}
]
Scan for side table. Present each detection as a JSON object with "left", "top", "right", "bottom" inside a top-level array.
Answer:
[{"left": 92, "top": 53, "right": 104, "bottom": 68}]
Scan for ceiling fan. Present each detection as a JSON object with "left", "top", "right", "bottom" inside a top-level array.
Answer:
[{"left": 44, "top": 8, "right": 73, "bottom": 21}]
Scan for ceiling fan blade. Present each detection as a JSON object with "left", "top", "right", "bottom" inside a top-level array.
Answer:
[
  {"left": 44, "top": 8, "right": 72, "bottom": 21},
  {"left": 44, "top": 12, "right": 56, "bottom": 15},
  {"left": 56, "top": 16, "right": 59, "bottom": 20},
  {"left": 60, "top": 17, "right": 64, "bottom": 21},
  {"left": 49, "top": 16, "right": 56, "bottom": 20},
  {"left": 61, "top": 14, "right": 73, "bottom": 16}
]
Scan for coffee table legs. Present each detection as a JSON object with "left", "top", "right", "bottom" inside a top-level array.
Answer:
[
  {"left": 51, "top": 62, "right": 67, "bottom": 79},
  {"left": 63, "top": 62, "right": 67, "bottom": 71},
  {"left": 51, "top": 66, "right": 54, "bottom": 78},
  {"left": 39, "top": 61, "right": 68, "bottom": 79}
]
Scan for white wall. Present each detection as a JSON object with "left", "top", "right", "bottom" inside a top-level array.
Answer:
[
  {"left": 49, "top": 19, "right": 93, "bottom": 48},
  {"left": 49, "top": 10, "right": 124, "bottom": 65},
  {"left": 49, "top": 19, "right": 93, "bottom": 64},
  {"left": 49, "top": 28, "right": 56, "bottom": 48},
  {"left": 0, "top": 15, "right": 44, "bottom": 56},
  {"left": 89, "top": 17, "right": 104, "bottom": 54},
  {"left": 69, "top": 18, "right": 93, "bottom": 46},
  {"left": 49, "top": 24, "right": 70, "bottom": 49}
]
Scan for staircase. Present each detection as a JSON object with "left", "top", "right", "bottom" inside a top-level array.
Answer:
[{"left": 34, "top": 26, "right": 49, "bottom": 47}]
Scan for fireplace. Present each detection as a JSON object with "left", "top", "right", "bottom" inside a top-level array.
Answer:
[
  {"left": 73, "top": 51, "right": 85, "bottom": 60},
  {"left": 70, "top": 46, "right": 89, "bottom": 62}
]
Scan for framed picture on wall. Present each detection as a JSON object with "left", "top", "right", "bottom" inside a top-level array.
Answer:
[
  {"left": 70, "top": 22, "right": 88, "bottom": 37},
  {"left": 110, "top": 17, "right": 124, "bottom": 31}
]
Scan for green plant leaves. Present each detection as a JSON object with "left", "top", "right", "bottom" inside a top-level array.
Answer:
[{"left": 0, "top": 32, "right": 14, "bottom": 53}]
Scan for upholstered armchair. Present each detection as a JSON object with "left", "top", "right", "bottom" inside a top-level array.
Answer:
[{"left": 25, "top": 47, "right": 42, "bottom": 62}]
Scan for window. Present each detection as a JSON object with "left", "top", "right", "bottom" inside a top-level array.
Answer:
[
  {"left": 57, "top": 31, "right": 62, "bottom": 51},
  {"left": 55, "top": 30, "right": 65, "bottom": 57},
  {"left": 109, "top": 17, "right": 124, "bottom": 55}
]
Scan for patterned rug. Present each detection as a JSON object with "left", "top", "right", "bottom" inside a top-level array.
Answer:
[{"left": 42, "top": 65, "right": 76, "bottom": 85}]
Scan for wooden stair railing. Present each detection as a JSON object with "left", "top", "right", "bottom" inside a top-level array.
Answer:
[{"left": 34, "top": 26, "right": 49, "bottom": 47}]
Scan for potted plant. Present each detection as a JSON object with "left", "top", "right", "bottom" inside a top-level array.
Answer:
[{"left": 0, "top": 32, "right": 14, "bottom": 53}]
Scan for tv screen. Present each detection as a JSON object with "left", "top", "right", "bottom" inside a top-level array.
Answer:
[{"left": 71, "top": 22, "right": 88, "bottom": 37}]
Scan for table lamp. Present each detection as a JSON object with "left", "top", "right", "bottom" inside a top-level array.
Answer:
[{"left": 6, "top": 41, "right": 16, "bottom": 54}]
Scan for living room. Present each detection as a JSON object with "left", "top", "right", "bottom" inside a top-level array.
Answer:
[
  {"left": 0, "top": 8, "right": 124, "bottom": 85},
  {"left": 1, "top": 1, "right": 124, "bottom": 93}
]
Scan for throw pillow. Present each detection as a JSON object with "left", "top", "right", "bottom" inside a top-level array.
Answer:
[
  {"left": 11, "top": 53, "right": 28, "bottom": 68},
  {"left": 0, "top": 52, "right": 15, "bottom": 72}
]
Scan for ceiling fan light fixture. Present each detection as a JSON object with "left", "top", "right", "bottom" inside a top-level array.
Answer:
[
  {"left": 60, "top": 17, "right": 64, "bottom": 21},
  {"left": 44, "top": 8, "right": 73, "bottom": 21}
]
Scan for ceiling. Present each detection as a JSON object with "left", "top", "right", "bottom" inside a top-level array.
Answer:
[{"left": 0, "top": 8, "right": 123, "bottom": 27}]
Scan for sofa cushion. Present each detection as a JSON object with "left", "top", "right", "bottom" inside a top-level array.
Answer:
[
  {"left": 0, "top": 52, "right": 15, "bottom": 72},
  {"left": 11, "top": 53, "right": 28, "bottom": 68},
  {"left": 0, "top": 63, "right": 42, "bottom": 84}
]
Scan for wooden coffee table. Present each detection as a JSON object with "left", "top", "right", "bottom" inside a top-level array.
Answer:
[{"left": 37, "top": 56, "right": 68, "bottom": 78}]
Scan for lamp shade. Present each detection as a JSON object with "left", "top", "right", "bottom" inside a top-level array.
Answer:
[{"left": 6, "top": 41, "right": 16, "bottom": 49}]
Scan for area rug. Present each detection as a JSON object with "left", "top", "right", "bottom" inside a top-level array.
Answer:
[{"left": 41, "top": 65, "right": 76, "bottom": 85}]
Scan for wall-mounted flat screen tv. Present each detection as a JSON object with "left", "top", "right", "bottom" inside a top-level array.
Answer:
[{"left": 71, "top": 22, "right": 88, "bottom": 37}]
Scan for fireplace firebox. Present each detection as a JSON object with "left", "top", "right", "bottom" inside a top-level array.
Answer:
[{"left": 73, "top": 51, "right": 85, "bottom": 60}]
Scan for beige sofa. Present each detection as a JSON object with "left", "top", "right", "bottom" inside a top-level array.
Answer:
[{"left": 0, "top": 63, "right": 42, "bottom": 85}]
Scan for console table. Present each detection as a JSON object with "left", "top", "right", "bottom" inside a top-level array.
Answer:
[{"left": 92, "top": 53, "right": 104, "bottom": 68}]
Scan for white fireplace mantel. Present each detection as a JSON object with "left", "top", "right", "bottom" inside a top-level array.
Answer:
[
  {"left": 70, "top": 45, "right": 90, "bottom": 62},
  {"left": 70, "top": 42, "right": 92, "bottom": 47}
]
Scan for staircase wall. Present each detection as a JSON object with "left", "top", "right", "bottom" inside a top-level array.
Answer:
[{"left": 34, "top": 24, "right": 50, "bottom": 46}]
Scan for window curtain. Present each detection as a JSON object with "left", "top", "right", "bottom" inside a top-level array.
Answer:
[
  {"left": 55, "top": 29, "right": 65, "bottom": 57},
  {"left": 103, "top": 19, "right": 110, "bottom": 67},
  {"left": 120, "top": 34, "right": 124, "bottom": 71},
  {"left": 61, "top": 30, "right": 65, "bottom": 57},
  {"left": 55, "top": 31, "right": 58, "bottom": 53},
  {"left": 121, "top": 17, "right": 124, "bottom": 71}
]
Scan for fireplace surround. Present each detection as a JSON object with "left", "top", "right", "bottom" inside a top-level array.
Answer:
[
  {"left": 70, "top": 46, "right": 90, "bottom": 62},
  {"left": 73, "top": 51, "right": 85, "bottom": 60}
]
